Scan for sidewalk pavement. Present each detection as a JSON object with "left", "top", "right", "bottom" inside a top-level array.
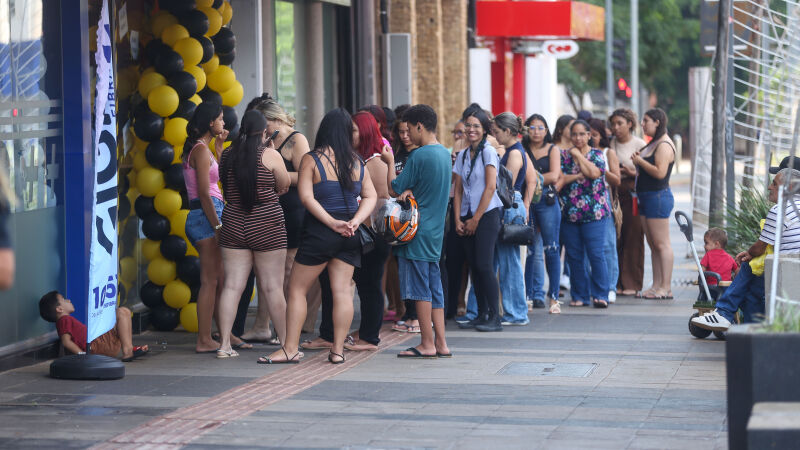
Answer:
[{"left": 0, "top": 168, "right": 728, "bottom": 449}]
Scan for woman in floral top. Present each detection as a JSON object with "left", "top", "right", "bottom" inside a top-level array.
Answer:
[{"left": 558, "top": 120, "right": 612, "bottom": 308}]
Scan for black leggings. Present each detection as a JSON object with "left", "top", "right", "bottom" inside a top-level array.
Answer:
[
  {"left": 463, "top": 208, "right": 501, "bottom": 317},
  {"left": 231, "top": 271, "right": 256, "bottom": 337}
]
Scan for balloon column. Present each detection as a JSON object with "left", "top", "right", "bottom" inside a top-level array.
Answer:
[{"left": 129, "top": 0, "right": 240, "bottom": 332}]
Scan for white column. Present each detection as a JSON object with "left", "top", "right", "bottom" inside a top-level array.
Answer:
[
  {"left": 229, "top": 0, "right": 263, "bottom": 119},
  {"left": 469, "top": 48, "right": 492, "bottom": 109},
  {"left": 525, "top": 54, "right": 557, "bottom": 126}
]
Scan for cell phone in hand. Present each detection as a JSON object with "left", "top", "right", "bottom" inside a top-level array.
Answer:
[{"left": 266, "top": 129, "right": 279, "bottom": 145}]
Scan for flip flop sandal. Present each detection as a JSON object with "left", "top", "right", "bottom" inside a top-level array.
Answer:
[
  {"left": 300, "top": 339, "right": 332, "bottom": 350},
  {"left": 549, "top": 300, "right": 562, "bottom": 314},
  {"left": 436, "top": 352, "right": 453, "bottom": 358},
  {"left": 569, "top": 301, "right": 584, "bottom": 307},
  {"left": 232, "top": 342, "right": 253, "bottom": 350},
  {"left": 195, "top": 348, "right": 221, "bottom": 354},
  {"left": 216, "top": 348, "right": 239, "bottom": 359},
  {"left": 328, "top": 351, "right": 345, "bottom": 364},
  {"left": 267, "top": 337, "right": 281, "bottom": 345},
  {"left": 391, "top": 323, "right": 409, "bottom": 332},
  {"left": 397, "top": 347, "right": 437, "bottom": 359},
  {"left": 122, "top": 346, "right": 149, "bottom": 362},
  {"left": 635, "top": 289, "right": 656, "bottom": 299},
  {"left": 592, "top": 299, "right": 609, "bottom": 308},
  {"left": 406, "top": 325, "right": 421, "bottom": 333},
  {"left": 257, "top": 347, "right": 302, "bottom": 364}
]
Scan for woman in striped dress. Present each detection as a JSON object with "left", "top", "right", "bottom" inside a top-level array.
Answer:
[{"left": 214, "top": 110, "right": 290, "bottom": 358}]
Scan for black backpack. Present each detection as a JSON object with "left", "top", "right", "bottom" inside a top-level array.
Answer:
[{"left": 481, "top": 149, "right": 515, "bottom": 209}]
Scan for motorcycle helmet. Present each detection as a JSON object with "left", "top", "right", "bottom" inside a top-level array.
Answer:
[{"left": 371, "top": 197, "right": 419, "bottom": 245}]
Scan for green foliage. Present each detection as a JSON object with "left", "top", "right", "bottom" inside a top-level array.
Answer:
[
  {"left": 761, "top": 303, "right": 800, "bottom": 333},
  {"left": 557, "top": 0, "right": 703, "bottom": 137},
  {"left": 725, "top": 186, "right": 771, "bottom": 255}
]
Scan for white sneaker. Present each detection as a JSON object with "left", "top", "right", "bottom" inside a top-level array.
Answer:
[
  {"left": 608, "top": 291, "right": 616, "bottom": 303},
  {"left": 560, "top": 274, "right": 571, "bottom": 290},
  {"left": 690, "top": 309, "right": 731, "bottom": 331}
]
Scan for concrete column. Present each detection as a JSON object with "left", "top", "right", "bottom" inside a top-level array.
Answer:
[
  {"left": 356, "top": 0, "right": 376, "bottom": 107},
  {"left": 304, "top": 2, "right": 324, "bottom": 140},
  {"left": 441, "top": 0, "right": 468, "bottom": 147},
  {"left": 229, "top": 0, "right": 263, "bottom": 119},
  {"left": 261, "top": 0, "right": 275, "bottom": 95},
  {"left": 525, "top": 54, "right": 557, "bottom": 127},
  {"left": 414, "top": 0, "right": 444, "bottom": 123}
]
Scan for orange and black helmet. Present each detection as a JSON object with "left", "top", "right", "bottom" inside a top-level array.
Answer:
[{"left": 371, "top": 197, "right": 419, "bottom": 246}]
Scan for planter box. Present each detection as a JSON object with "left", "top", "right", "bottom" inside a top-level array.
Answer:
[{"left": 726, "top": 325, "right": 800, "bottom": 450}]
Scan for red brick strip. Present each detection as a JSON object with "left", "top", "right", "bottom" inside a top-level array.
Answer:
[{"left": 90, "top": 325, "right": 413, "bottom": 449}]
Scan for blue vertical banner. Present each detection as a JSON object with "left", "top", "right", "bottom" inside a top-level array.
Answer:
[{"left": 88, "top": 0, "right": 118, "bottom": 343}]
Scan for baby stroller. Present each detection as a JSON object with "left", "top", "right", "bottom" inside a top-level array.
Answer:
[{"left": 674, "top": 211, "right": 730, "bottom": 340}]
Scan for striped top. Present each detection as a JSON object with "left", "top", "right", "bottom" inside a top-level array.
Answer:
[{"left": 759, "top": 196, "right": 800, "bottom": 253}]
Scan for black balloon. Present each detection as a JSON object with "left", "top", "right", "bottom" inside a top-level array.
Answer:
[
  {"left": 154, "top": 49, "right": 184, "bottom": 78},
  {"left": 171, "top": 99, "right": 197, "bottom": 120},
  {"left": 164, "top": 163, "right": 185, "bottom": 189},
  {"left": 222, "top": 105, "right": 237, "bottom": 131},
  {"left": 142, "top": 213, "right": 171, "bottom": 241},
  {"left": 168, "top": 71, "right": 197, "bottom": 99},
  {"left": 212, "top": 0, "right": 223, "bottom": 8},
  {"left": 180, "top": 9, "right": 210, "bottom": 37},
  {"left": 217, "top": 49, "right": 235, "bottom": 66},
  {"left": 145, "top": 140, "right": 175, "bottom": 170},
  {"left": 212, "top": 27, "right": 235, "bottom": 54},
  {"left": 177, "top": 255, "right": 201, "bottom": 286},
  {"left": 134, "top": 111, "right": 165, "bottom": 142},
  {"left": 181, "top": 191, "right": 189, "bottom": 209},
  {"left": 163, "top": 0, "right": 196, "bottom": 16},
  {"left": 144, "top": 39, "right": 170, "bottom": 67},
  {"left": 150, "top": 305, "right": 180, "bottom": 331},
  {"left": 135, "top": 195, "right": 156, "bottom": 218},
  {"left": 118, "top": 195, "right": 131, "bottom": 220},
  {"left": 226, "top": 123, "right": 239, "bottom": 141},
  {"left": 199, "top": 87, "right": 222, "bottom": 105},
  {"left": 160, "top": 235, "right": 188, "bottom": 261},
  {"left": 198, "top": 36, "right": 214, "bottom": 63},
  {"left": 140, "top": 281, "right": 166, "bottom": 309}
]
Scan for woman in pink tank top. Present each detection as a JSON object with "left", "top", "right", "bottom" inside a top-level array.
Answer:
[{"left": 183, "top": 103, "right": 251, "bottom": 354}]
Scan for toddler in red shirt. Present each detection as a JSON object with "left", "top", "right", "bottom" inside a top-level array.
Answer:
[
  {"left": 38, "top": 291, "right": 148, "bottom": 361},
  {"left": 700, "top": 228, "right": 738, "bottom": 285}
]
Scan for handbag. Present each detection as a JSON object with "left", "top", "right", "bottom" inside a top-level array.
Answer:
[
  {"left": 499, "top": 214, "right": 535, "bottom": 246},
  {"left": 611, "top": 187, "right": 623, "bottom": 239}
]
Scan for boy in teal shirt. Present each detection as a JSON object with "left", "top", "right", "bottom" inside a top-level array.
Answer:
[{"left": 381, "top": 104, "right": 451, "bottom": 358}]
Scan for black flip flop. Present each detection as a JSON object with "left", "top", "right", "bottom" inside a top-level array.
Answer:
[
  {"left": 122, "top": 346, "right": 149, "bottom": 362},
  {"left": 257, "top": 347, "right": 301, "bottom": 364},
  {"left": 195, "top": 348, "right": 220, "bottom": 354},
  {"left": 592, "top": 299, "right": 609, "bottom": 308},
  {"left": 397, "top": 347, "right": 437, "bottom": 359},
  {"left": 436, "top": 352, "right": 453, "bottom": 358}
]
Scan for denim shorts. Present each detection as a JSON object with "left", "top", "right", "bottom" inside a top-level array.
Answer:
[
  {"left": 397, "top": 256, "right": 445, "bottom": 309},
  {"left": 637, "top": 188, "right": 674, "bottom": 219},
  {"left": 185, "top": 197, "right": 224, "bottom": 245}
]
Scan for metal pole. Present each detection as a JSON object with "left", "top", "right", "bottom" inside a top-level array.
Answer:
[
  {"left": 606, "top": 0, "right": 614, "bottom": 115},
  {"left": 631, "top": 0, "right": 639, "bottom": 119},
  {"left": 709, "top": 0, "right": 732, "bottom": 228}
]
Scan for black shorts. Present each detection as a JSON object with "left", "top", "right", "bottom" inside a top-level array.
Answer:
[
  {"left": 283, "top": 206, "right": 305, "bottom": 249},
  {"left": 295, "top": 212, "right": 361, "bottom": 268}
]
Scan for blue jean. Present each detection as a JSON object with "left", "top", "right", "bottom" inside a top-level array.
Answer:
[
  {"left": 715, "top": 261, "right": 764, "bottom": 323},
  {"left": 398, "top": 256, "right": 445, "bottom": 309},
  {"left": 498, "top": 192, "right": 528, "bottom": 323},
  {"left": 604, "top": 207, "right": 619, "bottom": 293},
  {"left": 525, "top": 197, "right": 561, "bottom": 301},
  {"left": 562, "top": 218, "right": 610, "bottom": 303}
]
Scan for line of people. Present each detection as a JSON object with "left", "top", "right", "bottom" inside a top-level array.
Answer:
[{"left": 182, "top": 93, "right": 677, "bottom": 363}]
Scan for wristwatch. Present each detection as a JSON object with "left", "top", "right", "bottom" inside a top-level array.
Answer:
[{"left": 214, "top": 223, "right": 223, "bottom": 230}]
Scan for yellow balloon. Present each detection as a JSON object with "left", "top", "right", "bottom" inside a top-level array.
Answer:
[
  {"left": 142, "top": 238, "right": 162, "bottom": 261},
  {"left": 147, "top": 257, "right": 177, "bottom": 286},
  {"left": 148, "top": 85, "right": 180, "bottom": 117},
  {"left": 220, "top": 2, "right": 233, "bottom": 26},
  {"left": 127, "top": 170, "right": 137, "bottom": 188},
  {"left": 180, "top": 303, "right": 199, "bottom": 333},
  {"left": 169, "top": 210, "right": 190, "bottom": 239},
  {"left": 133, "top": 134, "right": 149, "bottom": 152},
  {"left": 185, "top": 64, "right": 206, "bottom": 92},
  {"left": 200, "top": 7, "right": 223, "bottom": 37},
  {"left": 172, "top": 145, "right": 184, "bottom": 164},
  {"left": 133, "top": 151, "right": 152, "bottom": 171},
  {"left": 151, "top": 12, "right": 178, "bottom": 38},
  {"left": 221, "top": 81, "right": 243, "bottom": 107},
  {"left": 202, "top": 54, "right": 219, "bottom": 74},
  {"left": 185, "top": 240, "right": 199, "bottom": 257},
  {"left": 137, "top": 167, "right": 166, "bottom": 197},
  {"left": 143, "top": 66, "right": 155, "bottom": 75},
  {"left": 154, "top": 188, "right": 182, "bottom": 217},
  {"left": 172, "top": 37, "right": 203, "bottom": 67},
  {"left": 196, "top": 0, "right": 213, "bottom": 8},
  {"left": 119, "top": 256, "right": 137, "bottom": 284},
  {"left": 164, "top": 117, "right": 189, "bottom": 147},
  {"left": 189, "top": 94, "right": 202, "bottom": 105},
  {"left": 164, "top": 280, "right": 191, "bottom": 309},
  {"left": 161, "top": 23, "right": 189, "bottom": 47},
  {"left": 126, "top": 187, "right": 139, "bottom": 207},
  {"left": 137, "top": 72, "right": 167, "bottom": 98},
  {"left": 207, "top": 65, "right": 235, "bottom": 93}
]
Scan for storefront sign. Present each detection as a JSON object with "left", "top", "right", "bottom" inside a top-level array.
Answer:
[
  {"left": 88, "top": 0, "right": 119, "bottom": 343},
  {"left": 542, "top": 40, "right": 580, "bottom": 59}
]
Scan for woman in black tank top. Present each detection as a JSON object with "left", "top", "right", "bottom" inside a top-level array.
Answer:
[
  {"left": 631, "top": 108, "right": 675, "bottom": 299},
  {"left": 522, "top": 114, "right": 563, "bottom": 313}
]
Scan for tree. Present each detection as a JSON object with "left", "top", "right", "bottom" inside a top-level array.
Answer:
[{"left": 558, "top": 0, "right": 702, "bottom": 138}]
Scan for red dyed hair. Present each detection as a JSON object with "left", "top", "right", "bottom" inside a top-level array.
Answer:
[{"left": 353, "top": 111, "right": 383, "bottom": 161}]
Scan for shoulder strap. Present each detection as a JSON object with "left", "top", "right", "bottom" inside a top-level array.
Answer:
[
  {"left": 310, "top": 152, "right": 328, "bottom": 182},
  {"left": 276, "top": 130, "right": 300, "bottom": 152}
]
